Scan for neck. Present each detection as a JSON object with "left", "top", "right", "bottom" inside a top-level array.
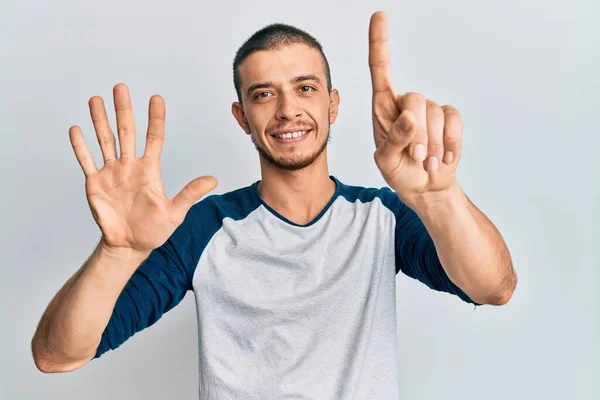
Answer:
[{"left": 257, "top": 152, "right": 336, "bottom": 225}]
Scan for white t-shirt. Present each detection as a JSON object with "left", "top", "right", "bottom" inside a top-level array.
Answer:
[{"left": 95, "top": 175, "right": 477, "bottom": 399}]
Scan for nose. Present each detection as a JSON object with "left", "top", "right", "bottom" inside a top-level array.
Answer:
[{"left": 275, "top": 92, "right": 302, "bottom": 121}]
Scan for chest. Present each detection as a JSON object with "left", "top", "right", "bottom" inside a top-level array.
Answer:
[{"left": 192, "top": 202, "right": 395, "bottom": 308}]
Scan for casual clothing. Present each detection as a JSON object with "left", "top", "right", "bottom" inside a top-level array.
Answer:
[{"left": 94, "top": 175, "right": 477, "bottom": 399}]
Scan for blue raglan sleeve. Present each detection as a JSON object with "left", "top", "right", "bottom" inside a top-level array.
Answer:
[
  {"left": 382, "top": 188, "right": 480, "bottom": 305},
  {"left": 93, "top": 201, "right": 209, "bottom": 359}
]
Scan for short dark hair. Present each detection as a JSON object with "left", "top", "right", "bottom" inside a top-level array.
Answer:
[{"left": 233, "top": 23, "right": 332, "bottom": 103}]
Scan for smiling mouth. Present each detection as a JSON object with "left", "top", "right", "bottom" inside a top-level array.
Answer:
[{"left": 271, "top": 129, "right": 311, "bottom": 140}]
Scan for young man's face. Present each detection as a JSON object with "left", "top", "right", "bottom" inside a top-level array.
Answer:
[{"left": 232, "top": 43, "right": 340, "bottom": 171}]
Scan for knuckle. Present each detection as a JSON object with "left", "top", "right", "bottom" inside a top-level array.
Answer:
[
  {"left": 446, "top": 117, "right": 463, "bottom": 133},
  {"left": 428, "top": 141, "right": 444, "bottom": 153},
  {"left": 404, "top": 92, "right": 425, "bottom": 104},
  {"left": 117, "top": 127, "right": 131, "bottom": 137},
  {"left": 444, "top": 133, "right": 460, "bottom": 145},
  {"left": 369, "top": 59, "right": 389, "bottom": 68},
  {"left": 427, "top": 99, "right": 442, "bottom": 114},
  {"left": 99, "top": 134, "right": 115, "bottom": 145},
  {"left": 426, "top": 98, "right": 438, "bottom": 107},
  {"left": 442, "top": 104, "right": 461, "bottom": 117}
]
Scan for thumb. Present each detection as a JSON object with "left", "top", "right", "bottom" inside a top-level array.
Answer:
[
  {"left": 170, "top": 175, "right": 218, "bottom": 221},
  {"left": 374, "top": 110, "right": 417, "bottom": 171}
]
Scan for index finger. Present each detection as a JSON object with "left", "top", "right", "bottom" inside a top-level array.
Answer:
[{"left": 369, "top": 11, "right": 392, "bottom": 93}]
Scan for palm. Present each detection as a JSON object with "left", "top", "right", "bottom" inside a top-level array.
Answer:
[
  {"left": 69, "top": 84, "right": 217, "bottom": 253},
  {"left": 85, "top": 158, "right": 176, "bottom": 251}
]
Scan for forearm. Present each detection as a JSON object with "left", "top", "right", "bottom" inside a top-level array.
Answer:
[
  {"left": 406, "top": 182, "right": 517, "bottom": 305},
  {"left": 32, "top": 238, "right": 150, "bottom": 373}
]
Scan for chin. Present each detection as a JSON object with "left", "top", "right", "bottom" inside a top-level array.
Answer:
[
  {"left": 271, "top": 156, "right": 318, "bottom": 171},
  {"left": 260, "top": 147, "right": 327, "bottom": 171},
  {"left": 252, "top": 128, "right": 330, "bottom": 171}
]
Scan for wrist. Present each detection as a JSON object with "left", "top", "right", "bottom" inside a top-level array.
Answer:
[
  {"left": 97, "top": 237, "right": 151, "bottom": 266},
  {"left": 402, "top": 180, "right": 465, "bottom": 217}
]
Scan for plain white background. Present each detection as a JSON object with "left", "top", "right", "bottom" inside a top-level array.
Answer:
[{"left": 1, "top": 0, "right": 598, "bottom": 398}]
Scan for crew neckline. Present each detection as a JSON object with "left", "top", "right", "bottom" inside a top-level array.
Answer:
[{"left": 250, "top": 175, "right": 342, "bottom": 228}]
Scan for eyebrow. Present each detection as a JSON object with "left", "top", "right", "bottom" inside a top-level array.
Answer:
[{"left": 246, "top": 74, "right": 323, "bottom": 97}]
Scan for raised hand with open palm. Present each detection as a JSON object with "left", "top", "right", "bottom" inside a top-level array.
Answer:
[{"left": 69, "top": 83, "right": 218, "bottom": 254}]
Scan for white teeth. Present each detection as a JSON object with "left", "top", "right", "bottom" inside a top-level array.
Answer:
[{"left": 274, "top": 130, "right": 308, "bottom": 139}]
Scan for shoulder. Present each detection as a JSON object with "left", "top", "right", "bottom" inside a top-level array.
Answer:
[
  {"left": 184, "top": 182, "right": 262, "bottom": 230},
  {"left": 156, "top": 183, "right": 262, "bottom": 279},
  {"left": 334, "top": 176, "right": 402, "bottom": 215}
]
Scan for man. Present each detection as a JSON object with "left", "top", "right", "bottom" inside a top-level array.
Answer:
[{"left": 31, "top": 11, "right": 517, "bottom": 399}]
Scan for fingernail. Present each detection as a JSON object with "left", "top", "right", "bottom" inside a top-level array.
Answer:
[
  {"left": 443, "top": 151, "right": 454, "bottom": 164},
  {"left": 413, "top": 144, "right": 426, "bottom": 161},
  {"left": 429, "top": 156, "right": 439, "bottom": 172}
]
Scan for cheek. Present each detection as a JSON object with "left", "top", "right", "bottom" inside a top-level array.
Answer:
[
  {"left": 320, "top": 97, "right": 333, "bottom": 120},
  {"left": 303, "top": 98, "right": 330, "bottom": 125},
  {"left": 245, "top": 111, "right": 267, "bottom": 135},
  {"left": 248, "top": 105, "right": 276, "bottom": 131}
]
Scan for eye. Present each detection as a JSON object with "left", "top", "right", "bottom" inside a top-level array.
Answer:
[
  {"left": 299, "top": 85, "right": 314, "bottom": 93},
  {"left": 255, "top": 92, "right": 272, "bottom": 99}
]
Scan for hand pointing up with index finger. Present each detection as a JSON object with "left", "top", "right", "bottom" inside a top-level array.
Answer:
[{"left": 369, "top": 11, "right": 464, "bottom": 208}]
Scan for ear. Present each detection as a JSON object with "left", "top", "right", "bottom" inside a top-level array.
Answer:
[
  {"left": 328, "top": 89, "right": 340, "bottom": 124},
  {"left": 231, "top": 102, "right": 251, "bottom": 135}
]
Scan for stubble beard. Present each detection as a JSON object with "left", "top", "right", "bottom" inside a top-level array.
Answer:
[{"left": 251, "top": 124, "right": 332, "bottom": 171}]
